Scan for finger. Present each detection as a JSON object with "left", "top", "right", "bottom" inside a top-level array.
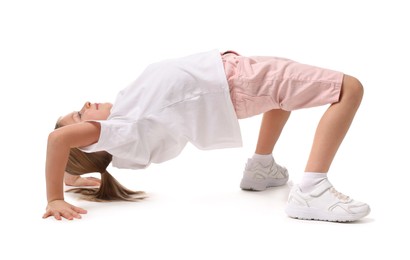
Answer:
[
  {"left": 83, "top": 180, "right": 100, "bottom": 186},
  {"left": 53, "top": 212, "right": 62, "bottom": 221},
  {"left": 72, "top": 206, "right": 88, "bottom": 214},
  {"left": 66, "top": 208, "right": 85, "bottom": 219},
  {"left": 84, "top": 177, "right": 101, "bottom": 186},
  {"left": 69, "top": 210, "right": 82, "bottom": 219},
  {"left": 42, "top": 212, "right": 51, "bottom": 219},
  {"left": 60, "top": 210, "right": 74, "bottom": 220},
  {"left": 74, "top": 177, "right": 100, "bottom": 187},
  {"left": 86, "top": 177, "right": 101, "bottom": 182}
]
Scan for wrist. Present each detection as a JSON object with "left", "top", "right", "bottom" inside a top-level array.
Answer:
[
  {"left": 48, "top": 197, "right": 65, "bottom": 203},
  {"left": 64, "top": 172, "right": 80, "bottom": 186}
]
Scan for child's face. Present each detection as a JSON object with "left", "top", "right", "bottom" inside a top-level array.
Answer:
[{"left": 58, "top": 102, "right": 113, "bottom": 126}]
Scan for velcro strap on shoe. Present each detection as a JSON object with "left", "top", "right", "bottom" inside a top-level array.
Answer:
[{"left": 310, "top": 179, "right": 333, "bottom": 197}]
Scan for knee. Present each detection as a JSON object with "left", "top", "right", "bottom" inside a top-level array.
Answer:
[{"left": 342, "top": 75, "right": 364, "bottom": 105}]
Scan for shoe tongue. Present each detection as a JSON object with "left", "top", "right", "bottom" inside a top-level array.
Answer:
[{"left": 310, "top": 179, "right": 333, "bottom": 197}]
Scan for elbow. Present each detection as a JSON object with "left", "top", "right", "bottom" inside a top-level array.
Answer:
[
  {"left": 47, "top": 129, "right": 66, "bottom": 148},
  {"left": 48, "top": 130, "right": 59, "bottom": 143}
]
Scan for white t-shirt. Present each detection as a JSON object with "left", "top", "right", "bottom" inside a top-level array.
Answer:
[{"left": 81, "top": 49, "right": 242, "bottom": 169}]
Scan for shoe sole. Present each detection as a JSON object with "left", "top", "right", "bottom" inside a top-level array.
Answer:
[
  {"left": 285, "top": 204, "right": 371, "bottom": 222},
  {"left": 240, "top": 176, "right": 289, "bottom": 191}
]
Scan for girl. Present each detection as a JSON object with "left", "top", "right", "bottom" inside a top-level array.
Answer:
[{"left": 43, "top": 50, "right": 370, "bottom": 222}]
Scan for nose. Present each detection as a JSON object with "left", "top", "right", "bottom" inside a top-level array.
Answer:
[{"left": 80, "top": 101, "right": 91, "bottom": 114}]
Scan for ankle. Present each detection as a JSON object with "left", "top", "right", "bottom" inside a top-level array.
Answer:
[
  {"left": 298, "top": 172, "right": 328, "bottom": 193},
  {"left": 251, "top": 153, "right": 274, "bottom": 165}
]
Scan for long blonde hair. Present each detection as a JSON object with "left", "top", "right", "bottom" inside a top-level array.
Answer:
[{"left": 55, "top": 122, "right": 146, "bottom": 202}]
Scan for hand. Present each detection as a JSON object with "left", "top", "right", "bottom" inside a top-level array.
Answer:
[
  {"left": 42, "top": 200, "right": 87, "bottom": 220},
  {"left": 64, "top": 172, "right": 101, "bottom": 187}
]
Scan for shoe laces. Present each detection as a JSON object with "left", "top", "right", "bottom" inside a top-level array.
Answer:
[{"left": 329, "top": 187, "right": 350, "bottom": 201}]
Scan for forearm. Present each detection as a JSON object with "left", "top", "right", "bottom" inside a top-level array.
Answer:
[
  {"left": 45, "top": 133, "right": 70, "bottom": 202},
  {"left": 45, "top": 122, "right": 101, "bottom": 202}
]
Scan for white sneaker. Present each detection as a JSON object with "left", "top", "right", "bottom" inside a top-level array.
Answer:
[
  {"left": 285, "top": 179, "right": 370, "bottom": 222},
  {"left": 240, "top": 158, "right": 289, "bottom": 191}
]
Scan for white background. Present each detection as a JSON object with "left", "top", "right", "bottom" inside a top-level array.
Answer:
[{"left": 1, "top": 0, "right": 409, "bottom": 259}]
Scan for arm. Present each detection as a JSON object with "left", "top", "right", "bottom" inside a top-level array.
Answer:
[{"left": 43, "top": 122, "right": 101, "bottom": 220}]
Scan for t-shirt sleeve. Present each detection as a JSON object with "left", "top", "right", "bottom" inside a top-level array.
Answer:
[{"left": 78, "top": 120, "right": 109, "bottom": 153}]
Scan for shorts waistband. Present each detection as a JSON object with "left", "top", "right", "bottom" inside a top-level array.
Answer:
[{"left": 221, "top": 50, "right": 240, "bottom": 56}]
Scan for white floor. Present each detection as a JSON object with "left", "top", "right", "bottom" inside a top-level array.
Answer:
[
  {"left": 1, "top": 1, "right": 409, "bottom": 259},
  {"left": 2, "top": 115, "right": 408, "bottom": 259}
]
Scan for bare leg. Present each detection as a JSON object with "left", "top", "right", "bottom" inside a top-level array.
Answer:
[
  {"left": 255, "top": 109, "right": 291, "bottom": 155},
  {"left": 240, "top": 109, "right": 291, "bottom": 191},
  {"left": 286, "top": 75, "right": 370, "bottom": 222},
  {"left": 305, "top": 75, "right": 364, "bottom": 173}
]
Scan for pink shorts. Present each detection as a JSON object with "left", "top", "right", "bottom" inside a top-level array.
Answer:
[{"left": 221, "top": 51, "right": 343, "bottom": 119}]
